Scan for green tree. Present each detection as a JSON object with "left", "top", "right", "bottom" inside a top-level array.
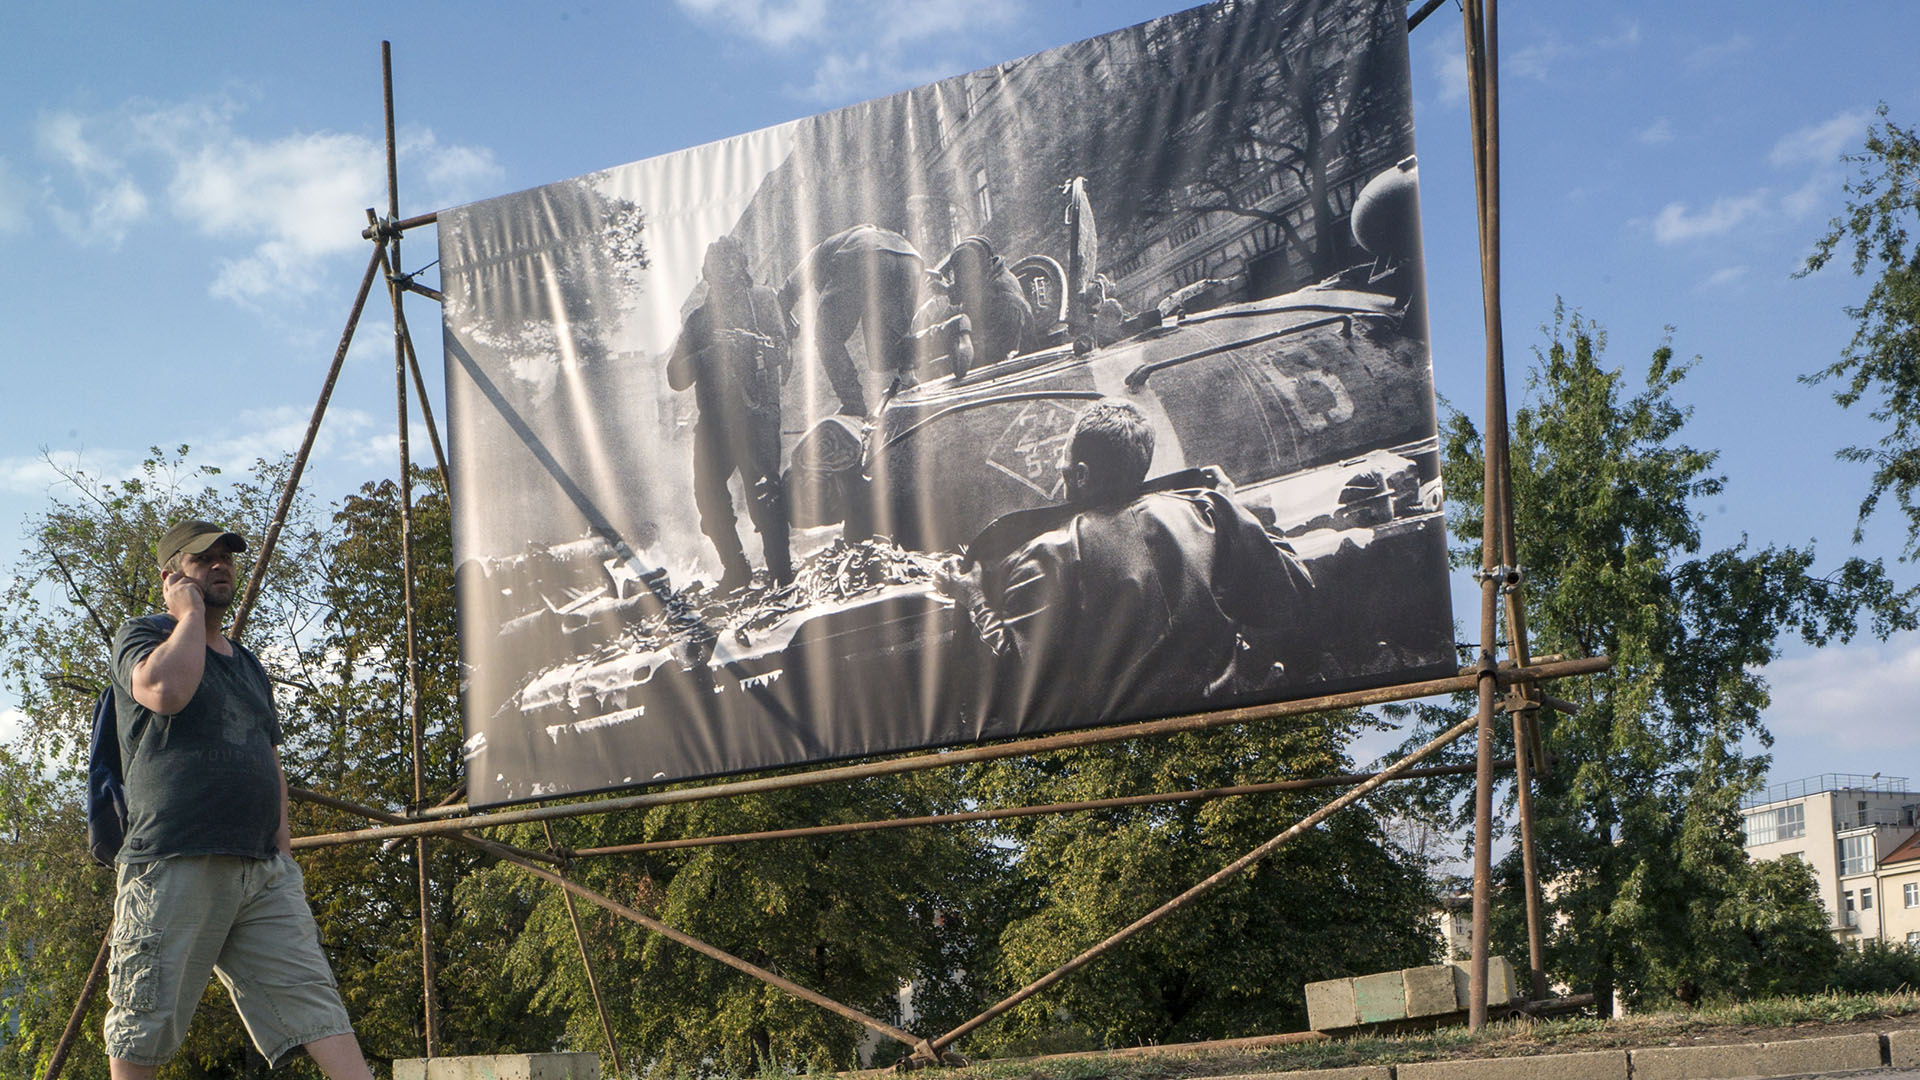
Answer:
[
  {"left": 1801, "top": 106, "right": 1920, "bottom": 553},
  {"left": 965, "top": 711, "right": 1438, "bottom": 1053},
  {"left": 1797, "top": 102, "right": 1920, "bottom": 545},
  {"left": 0, "top": 449, "right": 324, "bottom": 1080},
  {"left": 1403, "top": 309, "right": 1903, "bottom": 1009},
  {"left": 286, "top": 467, "right": 568, "bottom": 1068},
  {"left": 462, "top": 766, "right": 997, "bottom": 1075}
]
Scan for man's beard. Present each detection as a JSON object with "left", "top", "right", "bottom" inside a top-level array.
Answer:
[{"left": 203, "top": 585, "right": 236, "bottom": 610}]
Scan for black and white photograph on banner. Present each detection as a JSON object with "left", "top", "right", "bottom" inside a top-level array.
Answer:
[{"left": 439, "top": 0, "right": 1455, "bottom": 807}]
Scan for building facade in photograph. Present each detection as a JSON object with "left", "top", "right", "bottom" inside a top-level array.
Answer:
[{"left": 1740, "top": 773, "right": 1920, "bottom": 943}]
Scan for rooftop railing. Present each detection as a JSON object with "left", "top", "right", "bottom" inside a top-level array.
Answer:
[{"left": 1743, "top": 773, "right": 1913, "bottom": 809}]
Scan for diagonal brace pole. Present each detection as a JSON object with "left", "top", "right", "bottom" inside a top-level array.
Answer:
[
  {"left": 928, "top": 709, "right": 1485, "bottom": 1053},
  {"left": 289, "top": 788, "right": 920, "bottom": 1053},
  {"left": 231, "top": 237, "right": 387, "bottom": 642}
]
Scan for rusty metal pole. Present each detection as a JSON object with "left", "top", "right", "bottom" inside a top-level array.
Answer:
[
  {"left": 230, "top": 238, "right": 386, "bottom": 641},
  {"left": 542, "top": 822, "right": 627, "bottom": 1078},
  {"left": 39, "top": 933, "right": 109, "bottom": 1080},
  {"left": 566, "top": 760, "right": 1510, "bottom": 858},
  {"left": 383, "top": 248, "right": 452, "bottom": 488},
  {"left": 1461, "top": 0, "right": 1509, "bottom": 1032},
  {"left": 380, "top": 41, "right": 441, "bottom": 1059},
  {"left": 291, "top": 659, "right": 1611, "bottom": 851},
  {"left": 931, "top": 711, "right": 1485, "bottom": 1054}
]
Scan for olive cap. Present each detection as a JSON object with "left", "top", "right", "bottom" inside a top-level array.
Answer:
[{"left": 155, "top": 520, "right": 247, "bottom": 570}]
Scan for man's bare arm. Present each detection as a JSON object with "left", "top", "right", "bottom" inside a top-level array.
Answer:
[
  {"left": 274, "top": 747, "right": 293, "bottom": 856},
  {"left": 129, "top": 570, "right": 208, "bottom": 714}
]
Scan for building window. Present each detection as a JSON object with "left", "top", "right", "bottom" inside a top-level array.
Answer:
[
  {"left": 973, "top": 168, "right": 993, "bottom": 224},
  {"left": 1844, "top": 890, "right": 1859, "bottom": 927},
  {"left": 1908, "top": 931, "right": 1920, "bottom": 949},
  {"left": 1167, "top": 218, "right": 1203, "bottom": 247},
  {"left": 1743, "top": 803, "right": 1805, "bottom": 846},
  {"left": 1863, "top": 887, "right": 1875, "bottom": 910},
  {"left": 1905, "top": 882, "right": 1919, "bottom": 908},
  {"left": 1840, "top": 834, "right": 1874, "bottom": 877}
]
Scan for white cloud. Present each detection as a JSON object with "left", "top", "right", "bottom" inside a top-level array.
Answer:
[
  {"left": 1700, "top": 265, "right": 1747, "bottom": 289},
  {"left": 1686, "top": 33, "right": 1752, "bottom": 71},
  {"left": 0, "top": 708, "right": 26, "bottom": 748},
  {"left": 675, "top": 0, "right": 1016, "bottom": 102},
  {"left": 0, "top": 448, "right": 143, "bottom": 497},
  {"left": 36, "top": 96, "right": 501, "bottom": 302},
  {"left": 38, "top": 111, "right": 152, "bottom": 244},
  {"left": 1596, "top": 21, "right": 1641, "bottom": 50},
  {"left": 1427, "top": 32, "right": 1469, "bottom": 109},
  {"left": 1764, "top": 633, "right": 1920, "bottom": 755},
  {"left": 1507, "top": 37, "right": 1569, "bottom": 82},
  {"left": 1651, "top": 190, "right": 1767, "bottom": 244},
  {"left": 1636, "top": 118, "right": 1675, "bottom": 146},
  {"left": 0, "top": 157, "right": 28, "bottom": 234},
  {"left": 1770, "top": 109, "right": 1872, "bottom": 169},
  {"left": 674, "top": 0, "right": 831, "bottom": 49}
]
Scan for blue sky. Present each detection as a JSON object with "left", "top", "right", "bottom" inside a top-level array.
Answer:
[{"left": 3, "top": 1, "right": 1918, "bottom": 793}]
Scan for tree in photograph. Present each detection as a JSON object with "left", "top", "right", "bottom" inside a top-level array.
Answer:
[
  {"left": 965, "top": 711, "right": 1437, "bottom": 1053},
  {"left": 1126, "top": 0, "right": 1411, "bottom": 285},
  {"left": 1400, "top": 308, "right": 1904, "bottom": 1008},
  {"left": 1801, "top": 105, "right": 1920, "bottom": 553}
]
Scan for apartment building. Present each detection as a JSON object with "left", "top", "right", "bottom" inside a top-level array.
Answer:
[{"left": 1740, "top": 774, "right": 1920, "bottom": 941}]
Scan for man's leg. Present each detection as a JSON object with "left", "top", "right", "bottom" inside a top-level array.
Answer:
[
  {"left": 693, "top": 432, "right": 752, "bottom": 591},
  {"left": 745, "top": 409, "right": 792, "bottom": 585},
  {"left": 109, "top": 1061, "right": 157, "bottom": 1080},
  {"left": 303, "top": 1031, "right": 375, "bottom": 1080},
  {"left": 810, "top": 294, "right": 870, "bottom": 415}
]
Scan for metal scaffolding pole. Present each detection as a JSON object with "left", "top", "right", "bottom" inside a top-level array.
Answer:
[{"left": 379, "top": 40, "right": 441, "bottom": 1058}]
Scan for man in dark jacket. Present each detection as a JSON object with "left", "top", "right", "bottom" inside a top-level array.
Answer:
[
  {"left": 940, "top": 399, "right": 1313, "bottom": 732},
  {"left": 669, "top": 235, "right": 793, "bottom": 592}
]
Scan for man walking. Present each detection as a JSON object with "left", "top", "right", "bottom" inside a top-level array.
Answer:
[{"left": 105, "top": 520, "right": 374, "bottom": 1079}]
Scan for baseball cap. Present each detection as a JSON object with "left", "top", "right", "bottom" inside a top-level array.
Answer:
[{"left": 155, "top": 520, "right": 248, "bottom": 570}]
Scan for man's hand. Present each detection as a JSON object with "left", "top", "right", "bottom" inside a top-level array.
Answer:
[
  {"left": 161, "top": 568, "right": 206, "bottom": 624},
  {"left": 934, "top": 555, "right": 985, "bottom": 608}
]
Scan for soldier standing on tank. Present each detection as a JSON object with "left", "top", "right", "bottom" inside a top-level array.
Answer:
[{"left": 668, "top": 235, "right": 793, "bottom": 593}]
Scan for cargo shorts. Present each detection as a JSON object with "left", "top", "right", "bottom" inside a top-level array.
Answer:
[{"left": 104, "top": 853, "right": 353, "bottom": 1067}]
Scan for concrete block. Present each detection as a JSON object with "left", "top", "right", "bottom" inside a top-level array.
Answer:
[
  {"left": 392, "top": 1054, "right": 601, "bottom": 1080},
  {"left": 1397, "top": 1049, "right": 1628, "bottom": 1080},
  {"left": 1449, "top": 955, "right": 1516, "bottom": 1008},
  {"left": 1205, "top": 1060, "right": 1390, "bottom": 1068},
  {"left": 1352, "top": 970, "right": 1406, "bottom": 1024},
  {"left": 1402, "top": 964, "right": 1458, "bottom": 1018},
  {"left": 1206, "top": 1070, "right": 1390, "bottom": 1080},
  {"left": 1629, "top": 1032, "right": 1882, "bottom": 1080},
  {"left": 1304, "top": 977, "right": 1360, "bottom": 1031},
  {"left": 1890, "top": 1027, "right": 1920, "bottom": 1067}
]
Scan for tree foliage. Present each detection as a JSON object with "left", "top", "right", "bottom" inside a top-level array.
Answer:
[
  {"left": 965, "top": 712, "right": 1437, "bottom": 1053},
  {"left": 0, "top": 449, "right": 324, "bottom": 1080},
  {"left": 1802, "top": 105, "right": 1920, "bottom": 553},
  {"left": 1403, "top": 308, "right": 1905, "bottom": 1009}
]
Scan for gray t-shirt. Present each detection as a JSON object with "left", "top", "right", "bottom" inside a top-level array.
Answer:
[{"left": 110, "top": 614, "right": 284, "bottom": 862}]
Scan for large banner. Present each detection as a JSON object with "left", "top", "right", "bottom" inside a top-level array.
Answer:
[{"left": 441, "top": 0, "right": 1453, "bottom": 808}]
